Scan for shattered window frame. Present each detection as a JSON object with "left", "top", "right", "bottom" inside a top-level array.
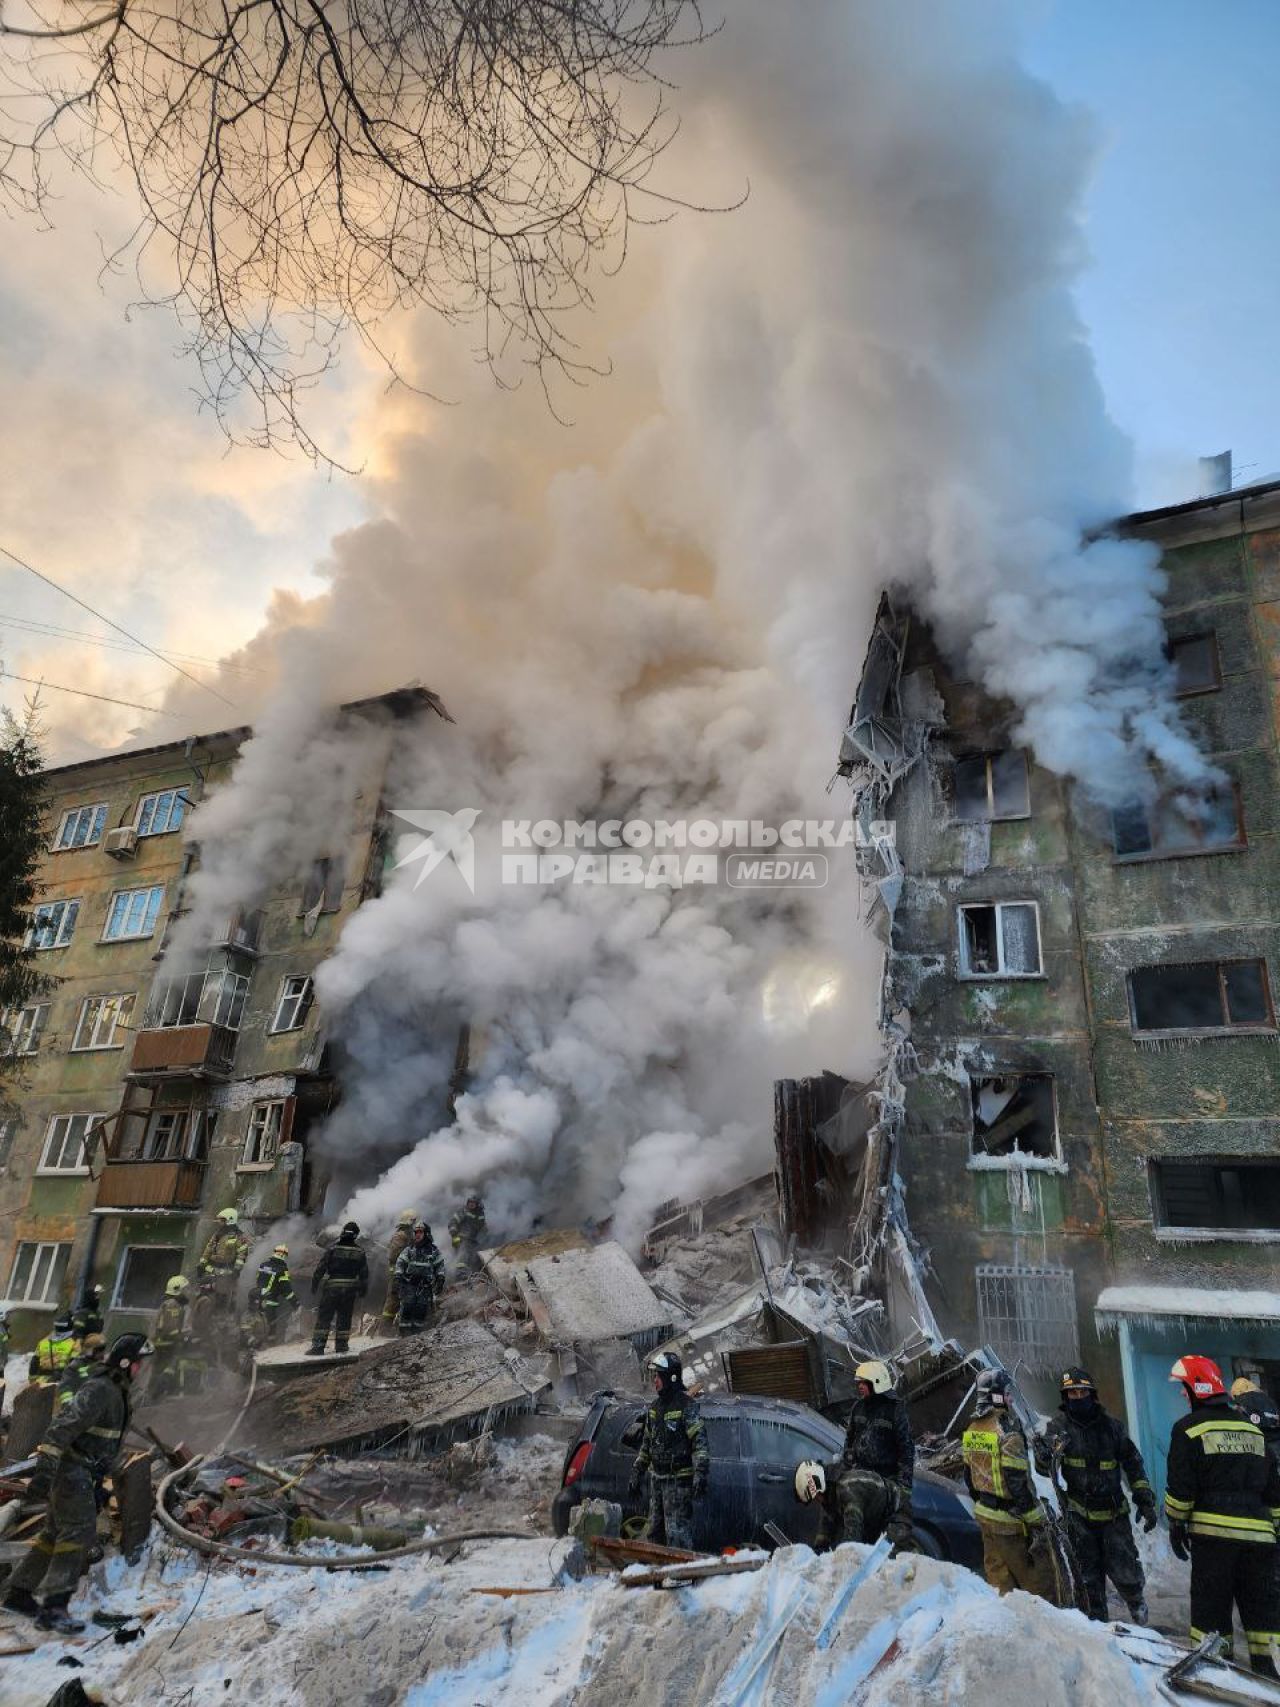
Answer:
[
  {"left": 968, "top": 1073, "right": 1062, "bottom": 1170},
  {"left": 241, "top": 1099, "right": 286, "bottom": 1167},
  {"left": 952, "top": 750, "right": 1031, "bottom": 824},
  {"left": 1167, "top": 630, "right": 1222, "bottom": 697},
  {"left": 1111, "top": 782, "right": 1245, "bottom": 863},
  {"left": 1151, "top": 1158, "right": 1280, "bottom": 1238},
  {"left": 270, "top": 975, "right": 314, "bottom": 1034},
  {"left": 956, "top": 902, "right": 1043, "bottom": 980},
  {"left": 112, "top": 1243, "right": 187, "bottom": 1311},
  {"left": 143, "top": 1106, "right": 214, "bottom": 1162},
  {"left": 1127, "top": 958, "right": 1275, "bottom": 1037}
]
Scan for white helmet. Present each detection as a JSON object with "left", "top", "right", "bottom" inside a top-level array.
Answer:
[
  {"left": 855, "top": 1360, "right": 894, "bottom": 1396},
  {"left": 217, "top": 1207, "right": 239, "bottom": 1225},
  {"left": 795, "top": 1460, "right": 826, "bottom": 1503}
]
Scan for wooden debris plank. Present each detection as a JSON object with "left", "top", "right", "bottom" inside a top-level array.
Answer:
[
  {"left": 589, "top": 1535, "right": 701, "bottom": 1568},
  {"left": 622, "top": 1556, "right": 768, "bottom": 1590}
]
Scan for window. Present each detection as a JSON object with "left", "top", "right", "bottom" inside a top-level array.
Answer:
[
  {"left": 970, "top": 1074, "right": 1059, "bottom": 1164},
  {"left": 54, "top": 802, "right": 107, "bottom": 850},
  {"left": 953, "top": 751, "right": 1030, "bottom": 824},
  {"left": 242, "top": 1100, "right": 287, "bottom": 1166},
  {"left": 6, "top": 1240, "right": 72, "bottom": 1306},
  {"left": 146, "top": 967, "right": 249, "bottom": 1032},
  {"left": 975, "top": 1264, "right": 1079, "bottom": 1375},
  {"left": 2, "top": 1002, "right": 50, "bottom": 1056},
  {"left": 1168, "top": 632, "right": 1222, "bottom": 697},
  {"left": 1129, "top": 959, "right": 1273, "bottom": 1035},
  {"left": 25, "top": 898, "right": 79, "bottom": 951},
  {"left": 1153, "top": 1160, "right": 1280, "bottom": 1234},
  {"left": 215, "top": 909, "right": 263, "bottom": 954},
  {"left": 71, "top": 993, "right": 136, "bottom": 1051},
  {"left": 0, "top": 1117, "right": 19, "bottom": 1170},
  {"left": 270, "top": 975, "right": 314, "bottom": 1034},
  {"left": 1112, "top": 786, "right": 1244, "bottom": 860},
  {"left": 299, "top": 856, "right": 346, "bottom": 917},
  {"left": 143, "top": 1108, "right": 215, "bottom": 1161},
  {"left": 39, "top": 1111, "right": 106, "bottom": 1173},
  {"left": 112, "top": 1245, "right": 185, "bottom": 1312},
  {"left": 135, "top": 789, "right": 187, "bottom": 837},
  {"left": 958, "top": 903, "right": 1042, "bottom": 978},
  {"left": 103, "top": 885, "right": 166, "bottom": 942}
]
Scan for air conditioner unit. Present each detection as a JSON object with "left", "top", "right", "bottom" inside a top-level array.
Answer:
[{"left": 104, "top": 826, "right": 139, "bottom": 860}]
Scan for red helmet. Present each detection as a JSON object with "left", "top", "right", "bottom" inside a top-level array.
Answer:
[{"left": 1170, "top": 1355, "right": 1226, "bottom": 1399}]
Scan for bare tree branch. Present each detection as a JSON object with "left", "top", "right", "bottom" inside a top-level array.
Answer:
[{"left": 0, "top": 1, "right": 714, "bottom": 462}]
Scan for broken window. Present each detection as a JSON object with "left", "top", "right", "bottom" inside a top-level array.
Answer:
[
  {"left": 299, "top": 856, "right": 345, "bottom": 918},
  {"left": 970, "top": 1075, "right": 1058, "bottom": 1163},
  {"left": 143, "top": 1108, "right": 214, "bottom": 1162},
  {"left": 975, "top": 1265, "right": 1079, "bottom": 1374},
  {"left": 242, "top": 1100, "right": 288, "bottom": 1166},
  {"left": 270, "top": 976, "right": 313, "bottom": 1034},
  {"left": 1168, "top": 632, "right": 1222, "bottom": 696},
  {"left": 1128, "top": 959, "right": 1273, "bottom": 1034},
  {"left": 953, "top": 751, "right": 1029, "bottom": 823},
  {"left": 1153, "top": 1160, "right": 1280, "bottom": 1232},
  {"left": 958, "top": 903, "right": 1042, "bottom": 978},
  {"left": 1112, "top": 785, "right": 1243, "bottom": 859},
  {"left": 113, "top": 1244, "right": 185, "bottom": 1311}
]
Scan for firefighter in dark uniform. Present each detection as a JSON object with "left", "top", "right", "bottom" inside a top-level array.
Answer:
[
  {"left": 1035, "top": 1366, "right": 1156, "bottom": 1623},
  {"left": 963, "top": 1367, "right": 1065, "bottom": 1604},
  {"left": 629, "top": 1351, "right": 709, "bottom": 1551},
  {"left": 70, "top": 1285, "right": 104, "bottom": 1346},
  {"left": 252, "top": 1244, "right": 298, "bottom": 1344},
  {"left": 1232, "top": 1376, "right": 1280, "bottom": 1456},
  {"left": 381, "top": 1209, "right": 419, "bottom": 1334},
  {"left": 449, "top": 1194, "right": 488, "bottom": 1275},
  {"left": 833, "top": 1360, "right": 916, "bottom": 1547},
  {"left": 308, "top": 1222, "right": 369, "bottom": 1355},
  {"left": 28, "top": 1317, "right": 77, "bottom": 1389},
  {"left": 55, "top": 1336, "right": 106, "bottom": 1412},
  {"left": 1166, "top": 1354, "right": 1280, "bottom": 1676},
  {"left": 394, "top": 1221, "right": 446, "bottom": 1335},
  {"left": 1, "top": 1333, "right": 152, "bottom": 1634}
]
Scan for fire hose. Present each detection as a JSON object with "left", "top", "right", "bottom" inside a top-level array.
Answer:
[{"left": 155, "top": 1455, "right": 537, "bottom": 1570}]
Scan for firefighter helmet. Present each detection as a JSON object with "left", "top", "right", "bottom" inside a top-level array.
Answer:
[
  {"left": 1059, "top": 1367, "right": 1097, "bottom": 1395},
  {"left": 397, "top": 1209, "right": 417, "bottom": 1228},
  {"left": 649, "top": 1351, "right": 683, "bottom": 1388},
  {"left": 107, "top": 1333, "right": 153, "bottom": 1373},
  {"left": 976, "top": 1367, "right": 1012, "bottom": 1408},
  {"left": 855, "top": 1360, "right": 894, "bottom": 1396},
  {"left": 273, "top": 1244, "right": 289, "bottom": 1258},
  {"left": 1231, "top": 1376, "right": 1260, "bottom": 1399},
  {"left": 795, "top": 1460, "right": 826, "bottom": 1503},
  {"left": 53, "top": 1316, "right": 73, "bottom": 1336},
  {"left": 466, "top": 1194, "right": 484, "bottom": 1212},
  {"left": 217, "top": 1207, "right": 239, "bottom": 1225},
  {"left": 165, "top": 1275, "right": 190, "bottom": 1298},
  {"left": 341, "top": 1221, "right": 360, "bottom": 1238},
  {"left": 1171, "top": 1356, "right": 1226, "bottom": 1400}
]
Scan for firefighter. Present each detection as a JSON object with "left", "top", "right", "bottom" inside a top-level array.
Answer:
[
  {"left": 55, "top": 1335, "right": 106, "bottom": 1412},
  {"left": 70, "top": 1283, "right": 104, "bottom": 1346},
  {"left": 308, "top": 1222, "right": 369, "bottom": 1355},
  {"left": 833, "top": 1360, "right": 916, "bottom": 1548},
  {"left": 1232, "top": 1377, "right": 1280, "bottom": 1457},
  {"left": 1166, "top": 1355, "right": 1280, "bottom": 1676},
  {"left": 152, "top": 1275, "right": 199, "bottom": 1398},
  {"left": 449, "top": 1193, "right": 487, "bottom": 1275},
  {"left": 198, "top": 1208, "right": 250, "bottom": 1317},
  {"left": 1035, "top": 1366, "right": 1156, "bottom": 1623},
  {"left": 1, "top": 1333, "right": 152, "bottom": 1634},
  {"left": 962, "top": 1367, "right": 1064, "bottom": 1604},
  {"left": 628, "top": 1351, "right": 709, "bottom": 1551},
  {"left": 252, "top": 1245, "right": 298, "bottom": 1344},
  {"left": 28, "top": 1316, "right": 77, "bottom": 1388},
  {"left": 381, "top": 1209, "right": 418, "bottom": 1334},
  {"left": 394, "top": 1221, "right": 446, "bottom": 1335}
]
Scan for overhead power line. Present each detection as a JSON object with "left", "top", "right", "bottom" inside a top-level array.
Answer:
[
  {"left": 0, "top": 612, "right": 264, "bottom": 676},
  {"left": 0, "top": 542, "right": 237, "bottom": 710},
  {"left": 0, "top": 669, "right": 177, "bottom": 717}
]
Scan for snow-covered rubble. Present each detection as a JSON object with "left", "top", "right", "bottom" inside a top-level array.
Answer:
[{"left": 3, "top": 1533, "right": 1215, "bottom": 1707}]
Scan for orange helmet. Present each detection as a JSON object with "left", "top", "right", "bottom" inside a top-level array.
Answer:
[{"left": 1170, "top": 1355, "right": 1225, "bottom": 1400}]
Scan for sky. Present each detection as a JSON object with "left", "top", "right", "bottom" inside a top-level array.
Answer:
[{"left": 0, "top": 0, "right": 1276, "bottom": 755}]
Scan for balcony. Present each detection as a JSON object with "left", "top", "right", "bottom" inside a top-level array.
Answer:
[
  {"left": 95, "top": 1158, "right": 206, "bottom": 1211},
  {"left": 129, "top": 1023, "right": 238, "bottom": 1079}
]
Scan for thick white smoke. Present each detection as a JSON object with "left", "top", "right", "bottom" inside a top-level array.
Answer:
[{"left": 163, "top": 2, "right": 1207, "bottom": 1246}]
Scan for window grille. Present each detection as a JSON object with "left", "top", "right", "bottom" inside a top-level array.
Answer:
[{"left": 975, "top": 1264, "right": 1079, "bottom": 1374}]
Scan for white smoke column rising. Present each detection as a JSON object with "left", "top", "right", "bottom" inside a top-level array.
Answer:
[{"left": 172, "top": 0, "right": 1208, "bottom": 1245}]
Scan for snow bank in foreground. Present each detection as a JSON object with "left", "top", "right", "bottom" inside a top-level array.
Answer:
[{"left": 1, "top": 1537, "right": 1206, "bottom": 1706}]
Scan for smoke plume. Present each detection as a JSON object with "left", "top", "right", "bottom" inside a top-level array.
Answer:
[{"left": 164, "top": 2, "right": 1207, "bottom": 1245}]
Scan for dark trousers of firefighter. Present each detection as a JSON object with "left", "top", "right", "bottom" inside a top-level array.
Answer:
[
  {"left": 645, "top": 1477, "right": 695, "bottom": 1551},
  {"left": 835, "top": 1468, "right": 895, "bottom": 1545},
  {"left": 9, "top": 1463, "right": 98, "bottom": 1605},
  {"left": 314, "top": 1287, "right": 357, "bottom": 1350},
  {"left": 1066, "top": 1511, "right": 1145, "bottom": 1621},
  {"left": 1190, "top": 1536, "right": 1280, "bottom": 1676},
  {"left": 397, "top": 1289, "right": 435, "bottom": 1335}
]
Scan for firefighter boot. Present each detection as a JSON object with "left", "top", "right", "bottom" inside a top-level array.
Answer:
[{"left": 36, "top": 1596, "right": 86, "bottom": 1635}]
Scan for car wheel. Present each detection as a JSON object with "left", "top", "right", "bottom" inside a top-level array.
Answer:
[{"left": 909, "top": 1526, "right": 945, "bottom": 1561}]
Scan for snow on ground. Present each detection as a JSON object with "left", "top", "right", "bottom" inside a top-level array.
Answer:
[{"left": 3, "top": 1533, "right": 1206, "bottom": 1707}]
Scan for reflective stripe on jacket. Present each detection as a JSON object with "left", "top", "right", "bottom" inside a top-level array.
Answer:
[
  {"left": 29, "top": 1333, "right": 76, "bottom": 1384},
  {"left": 634, "top": 1392, "right": 709, "bottom": 1481},
  {"left": 963, "top": 1409, "right": 1043, "bottom": 1532},
  {"left": 1165, "top": 1398, "right": 1280, "bottom": 1544}
]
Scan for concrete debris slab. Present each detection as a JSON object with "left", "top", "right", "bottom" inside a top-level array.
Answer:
[
  {"left": 244, "top": 1318, "right": 548, "bottom": 1458},
  {"left": 485, "top": 1228, "right": 591, "bottom": 1301},
  {"left": 253, "top": 1335, "right": 381, "bottom": 1378},
  {"left": 516, "top": 1242, "right": 672, "bottom": 1353}
]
